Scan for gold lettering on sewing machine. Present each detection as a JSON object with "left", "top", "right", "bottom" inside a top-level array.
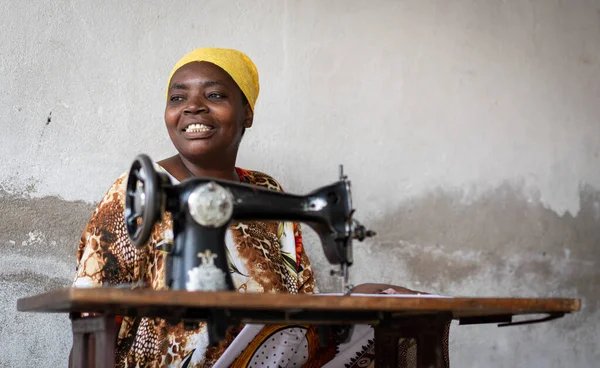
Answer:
[{"left": 197, "top": 249, "right": 218, "bottom": 265}]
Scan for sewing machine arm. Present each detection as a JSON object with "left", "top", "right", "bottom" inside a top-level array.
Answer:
[{"left": 165, "top": 178, "right": 357, "bottom": 266}]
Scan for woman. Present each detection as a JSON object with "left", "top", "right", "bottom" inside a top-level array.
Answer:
[{"left": 72, "top": 48, "right": 447, "bottom": 367}]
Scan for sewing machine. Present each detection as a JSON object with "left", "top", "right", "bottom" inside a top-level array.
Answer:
[{"left": 124, "top": 154, "right": 375, "bottom": 342}]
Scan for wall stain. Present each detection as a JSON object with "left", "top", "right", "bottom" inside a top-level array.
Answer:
[
  {"left": 360, "top": 183, "right": 600, "bottom": 311},
  {"left": 0, "top": 191, "right": 95, "bottom": 261},
  {"left": 0, "top": 271, "right": 69, "bottom": 291},
  {"left": 46, "top": 111, "right": 52, "bottom": 125}
]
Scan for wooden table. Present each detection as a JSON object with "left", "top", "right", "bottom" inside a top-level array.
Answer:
[{"left": 17, "top": 287, "right": 580, "bottom": 368}]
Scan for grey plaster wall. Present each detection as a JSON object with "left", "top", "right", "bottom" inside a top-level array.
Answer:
[{"left": 1, "top": 0, "right": 599, "bottom": 367}]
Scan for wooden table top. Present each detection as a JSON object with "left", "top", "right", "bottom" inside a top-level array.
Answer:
[{"left": 17, "top": 287, "right": 580, "bottom": 326}]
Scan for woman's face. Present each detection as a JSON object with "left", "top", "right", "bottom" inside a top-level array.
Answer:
[{"left": 165, "top": 61, "right": 252, "bottom": 163}]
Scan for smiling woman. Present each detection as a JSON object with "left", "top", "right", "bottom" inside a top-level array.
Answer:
[
  {"left": 70, "top": 48, "right": 442, "bottom": 368},
  {"left": 159, "top": 49, "right": 256, "bottom": 182},
  {"left": 161, "top": 61, "right": 253, "bottom": 181}
]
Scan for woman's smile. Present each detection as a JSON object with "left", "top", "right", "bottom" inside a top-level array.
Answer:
[{"left": 181, "top": 122, "right": 216, "bottom": 139}]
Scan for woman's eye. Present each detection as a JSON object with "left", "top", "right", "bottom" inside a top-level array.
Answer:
[
  {"left": 170, "top": 96, "right": 184, "bottom": 103},
  {"left": 207, "top": 92, "right": 225, "bottom": 100}
]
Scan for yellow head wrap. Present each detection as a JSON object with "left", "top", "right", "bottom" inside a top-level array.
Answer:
[{"left": 166, "top": 48, "right": 260, "bottom": 111}]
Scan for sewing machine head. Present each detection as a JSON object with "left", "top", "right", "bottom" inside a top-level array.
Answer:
[{"left": 124, "top": 154, "right": 375, "bottom": 293}]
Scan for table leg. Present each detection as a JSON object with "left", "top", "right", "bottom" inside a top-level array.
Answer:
[
  {"left": 71, "top": 330, "right": 87, "bottom": 368},
  {"left": 71, "top": 314, "right": 116, "bottom": 368},
  {"left": 415, "top": 328, "right": 446, "bottom": 368},
  {"left": 95, "top": 316, "right": 116, "bottom": 368},
  {"left": 374, "top": 324, "right": 401, "bottom": 368},
  {"left": 374, "top": 313, "right": 451, "bottom": 368}
]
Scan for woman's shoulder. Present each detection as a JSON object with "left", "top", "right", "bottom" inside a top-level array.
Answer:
[
  {"left": 105, "top": 162, "right": 175, "bottom": 194},
  {"left": 97, "top": 171, "right": 130, "bottom": 205},
  {"left": 106, "top": 165, "right": 288, "bottom": 193},
  {"left": 236, "top": 168, "right": 286, "bottom": 192}
]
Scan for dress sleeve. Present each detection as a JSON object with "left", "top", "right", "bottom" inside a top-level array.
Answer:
[{"left": 72, "top": 173, "right": 142, "bottom": 288}]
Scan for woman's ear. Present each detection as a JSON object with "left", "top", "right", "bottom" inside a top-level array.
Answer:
[{"left": 243, "top": 104, "right": 254, "bottom": 129}]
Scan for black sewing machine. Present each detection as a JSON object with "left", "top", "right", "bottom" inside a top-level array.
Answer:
[{"left": 124, "top": 154, "right": 375, "bottom": 343}]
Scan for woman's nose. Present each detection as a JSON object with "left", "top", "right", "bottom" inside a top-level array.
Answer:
[{"left": 183, "top": 96, "right": 207, "bottom": 114}]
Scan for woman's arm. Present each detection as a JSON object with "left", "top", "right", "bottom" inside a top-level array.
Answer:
[{"left": 349, "top": 283, "right": 428, "bottom": 295}]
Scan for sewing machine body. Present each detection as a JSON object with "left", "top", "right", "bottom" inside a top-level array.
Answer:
[
  {"left": 167, "top": 176, "right": 355, "bottom": 291},
  {"left": 125, "top": 154, "right": 374, "bottom": 293}
]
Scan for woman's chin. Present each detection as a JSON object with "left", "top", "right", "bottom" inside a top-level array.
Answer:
[
  {"left": 178, "top": 147, "right": 229, "bottom": 164},
  {"left": 176, "top": 142, "right": 217, "bottom": 158}
]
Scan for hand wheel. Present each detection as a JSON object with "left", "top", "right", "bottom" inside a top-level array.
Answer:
[{"left": 125, "top": 154, "right": 162, "bottom": 247}]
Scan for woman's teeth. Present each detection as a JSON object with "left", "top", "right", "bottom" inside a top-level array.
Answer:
[{"left": 185, "top": 123, "right": 213, "bottom": 132}]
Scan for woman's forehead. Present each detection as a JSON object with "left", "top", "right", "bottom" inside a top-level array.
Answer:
[{"left": 169, "top": 61, "right": 236, "bottom": 88}]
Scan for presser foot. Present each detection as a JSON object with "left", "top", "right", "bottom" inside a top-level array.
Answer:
[{"left": 330, "top": 263, "right": 355, "bottom": 294}]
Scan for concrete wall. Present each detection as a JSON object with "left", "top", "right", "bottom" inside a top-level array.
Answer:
[{"left": 1, "top": 0, "right": 598, "bottom": 366}]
